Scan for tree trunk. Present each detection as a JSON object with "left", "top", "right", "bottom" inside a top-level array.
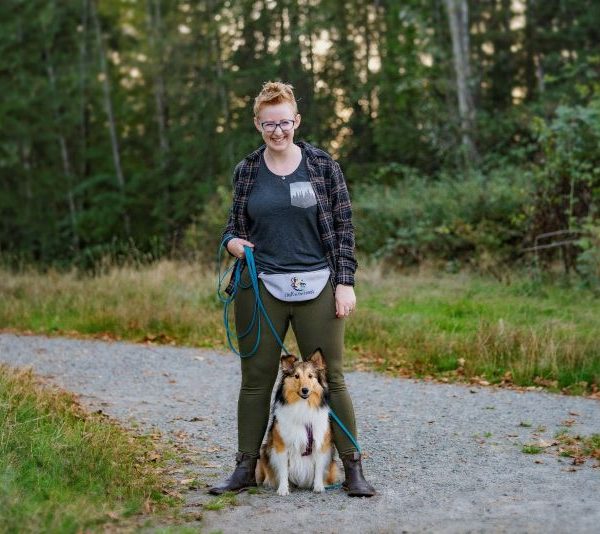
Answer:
[
  {"left": 444, "top": 0, "right": 478, "bottom": 165},
  {"left": 207, "top": 0, "right": 234, "bottom": 168},
  {"left": 90, "top": 0, "right": 131, "bottom": 237},
  {"left": 146, "top": 0, "right": 170, "bottom": 156},
  {"left": 42, "top": 12, "right": 80, "bottom": 251},
  {"left": 79, "top": 0, "right": 90, "bottom": 190}
]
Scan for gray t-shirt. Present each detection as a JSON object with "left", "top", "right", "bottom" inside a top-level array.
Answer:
[{"left": 247, "top": 149, "right": 328, "bottom": 274}]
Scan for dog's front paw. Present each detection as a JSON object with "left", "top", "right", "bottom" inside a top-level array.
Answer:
[
  {"left": 313, "top": 484, "right": 325, "bottom": 493},
  {"left": 277, "top": 485, "right": 290, "bottom": 496}
]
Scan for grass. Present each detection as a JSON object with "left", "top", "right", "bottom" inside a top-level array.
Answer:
[
  {"left": 555, "top": 432, "right": 600, "bottom": 461},
  {"left": 0, "top": 365, "right": 176, "bottom": 533},
  {"left": 521, "top": 430, "right": 600, "bottom": 466},
  {"left": 522, "top": 445, "right": 543, "bottom": 454},
  {"left": 0, "top": 259, "right": 599, "bottom": 394},
  {"left": 203, "top": 492, "right": 238, "bottom": 511},
  {"left": 348, "top": 262, "right": 600, "bottom": 394}
]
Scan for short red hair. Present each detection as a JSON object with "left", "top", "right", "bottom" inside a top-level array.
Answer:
[{"left": 253, "top": 81, "right": 298, "bottom": 117}]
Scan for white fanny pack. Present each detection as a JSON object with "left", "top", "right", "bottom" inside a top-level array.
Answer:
[{"left": 258, "top": 268, "right": 330, "bottom": 302}]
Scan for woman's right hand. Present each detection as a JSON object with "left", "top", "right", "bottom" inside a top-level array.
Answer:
[{"left": 226, "top": 238, "right": 255, "bottom": 259}]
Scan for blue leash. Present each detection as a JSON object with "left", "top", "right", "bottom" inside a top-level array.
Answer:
[
  {"left": 217, "top": 241, "right": 290, "bottom": 358},
  {"left": 217, "top": 241, "right": 362, "bottom": 472}
]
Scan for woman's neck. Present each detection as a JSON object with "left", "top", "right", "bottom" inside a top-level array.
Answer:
[{"left": 264, "top": 142, "right": 300, "bottom": 165}]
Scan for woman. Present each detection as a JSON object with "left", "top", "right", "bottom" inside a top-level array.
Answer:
[{"left": 210, "top": 81, "right": 375, "bottom": 497}]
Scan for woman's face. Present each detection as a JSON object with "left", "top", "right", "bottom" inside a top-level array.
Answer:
[{"left": 254, "top": 102, "right": 301, "bottom": 154}]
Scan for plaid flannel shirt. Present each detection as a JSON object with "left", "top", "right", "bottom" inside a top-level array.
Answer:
[{"left": 222, "top": 140, "right": 357, "bottom": 294}]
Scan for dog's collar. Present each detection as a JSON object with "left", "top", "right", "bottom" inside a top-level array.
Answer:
[{"left": 302, "top": 424, "right": 314, "bottom": 456}]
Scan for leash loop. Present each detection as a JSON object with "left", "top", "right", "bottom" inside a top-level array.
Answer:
[{"left": 217, "top": 241, "right": 289, "bottom": 357}]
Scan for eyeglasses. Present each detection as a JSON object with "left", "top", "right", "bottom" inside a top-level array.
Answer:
[{"left": 260, "top": 119, "right": 296, "bottom": 133}]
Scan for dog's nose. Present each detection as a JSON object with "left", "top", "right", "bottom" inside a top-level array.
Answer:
[{"left": 301, "top": 387, "right": 309, "bottom": 395}]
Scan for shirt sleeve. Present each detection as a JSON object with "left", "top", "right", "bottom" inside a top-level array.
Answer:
[
  {"left": 330, "top": 160, "right": 358, "bottom": 286},
  {"left": 220, "top": 162, "right": 243, "bottom": 254}
]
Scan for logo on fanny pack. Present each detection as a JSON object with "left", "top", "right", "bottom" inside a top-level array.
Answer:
[{"left": 290, "top": 276, "right": 306, "bottom": 292}]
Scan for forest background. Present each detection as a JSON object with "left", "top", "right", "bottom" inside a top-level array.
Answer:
[{"left": 1, "top": 0, "right": 599, "bottom": 281}]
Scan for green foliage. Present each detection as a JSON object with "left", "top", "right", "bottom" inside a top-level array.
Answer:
[
  {"left": 0, "top": 0, "right": 599, "bottom": 277},
  {"left": 576, "top": 223, "right": 600, "bottom": 289},
  {"left": 527, "top": 98, "right": 600, "bottom": 274},
  {"left": 354, "top": 166, "right": 532, "bottom": 270},
  {"left": 181, "top": 184, "right": 231, "bottom": 261}
]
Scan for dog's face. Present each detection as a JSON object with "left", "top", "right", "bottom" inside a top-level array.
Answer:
[{"left": 280, "top": 349, "right": 327, "bottom": 407}]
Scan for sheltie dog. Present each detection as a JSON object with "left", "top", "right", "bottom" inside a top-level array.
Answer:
[{"left": 256, "top": 349, "right": 338, "bottom": 495}]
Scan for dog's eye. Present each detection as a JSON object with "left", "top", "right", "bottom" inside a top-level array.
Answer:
[
  {"left": 294, "top": 373, "right": 299, "bottom": 379},
  {"left": 308, "top": 374, "right": 313, "bottom": 379}
]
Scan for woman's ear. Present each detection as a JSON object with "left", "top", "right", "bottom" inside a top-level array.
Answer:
[
  {"left": 254, "top": 116, "right": 262, "bottom": 133},
  {"left": 294, "top": 113, "right": 301, "bottom": 129}
]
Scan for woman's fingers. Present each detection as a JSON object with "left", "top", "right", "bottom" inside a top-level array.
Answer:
[
  {"left": 335, "top": 285, "right": 356, "bottom": 318},
  {"left": 238, "top": 240, "right": 254, "bottom": 258},
  {"left": 335, "top": 297, "right": 356, "bottom": 318},
  {"left": 227, "top": 238, "right": 254, "bottom": 259}
]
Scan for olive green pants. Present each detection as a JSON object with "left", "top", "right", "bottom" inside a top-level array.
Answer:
[{"left": 234, "top": 268, "right": 358, "bottom": 457}]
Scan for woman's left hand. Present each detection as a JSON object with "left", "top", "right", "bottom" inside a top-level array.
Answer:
[{"left": 335, "top": 284, "right": 356, "bottom": 318}]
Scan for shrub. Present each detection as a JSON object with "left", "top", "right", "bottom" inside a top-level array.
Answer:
[
  {"left": 528, "top": 100, "right": 600, "bottom": 273},
  {"left": 353, "top": 166, "right": 532, "bottom": 271}
]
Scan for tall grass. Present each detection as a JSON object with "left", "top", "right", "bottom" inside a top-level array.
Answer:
[
  {"left": 0, "top": 260, "right": 223, "bottom": 347},
  {"left": 0, "top": 260, "right": 598, "bottom": 394},
  {"left": 0, "top": 365, "right": 173, "bottom": 533},
  {"left": 349, "top": 263, "right": 600, "bottom": 393}
]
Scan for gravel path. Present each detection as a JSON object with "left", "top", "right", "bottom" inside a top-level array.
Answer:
[{"left": 1, "top": 333, "right": 599, "bottom": 533}]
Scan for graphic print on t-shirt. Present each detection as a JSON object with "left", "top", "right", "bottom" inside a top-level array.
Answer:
[{"left": 289, "top": 181, "right": 317, "bottom": 208}]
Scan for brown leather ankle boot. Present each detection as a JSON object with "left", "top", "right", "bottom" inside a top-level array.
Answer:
[
  {"left": 208, "top": 452, "right": 258, "bottom": 495},
  {"left": 341, "top": 452, "right": 376, "bottom": 497}
]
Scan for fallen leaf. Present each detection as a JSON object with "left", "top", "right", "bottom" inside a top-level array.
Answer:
[
  {"left": 162, "top": 489, "right": 183, "bottom": 498},
  {"left": 146, "top": 451, "right": 161, "bottom": 462},
  {"left": 199, "top": 462, "right": 221, "bottom": 468}
]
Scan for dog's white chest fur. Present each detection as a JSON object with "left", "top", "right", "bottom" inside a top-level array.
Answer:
[{"left": 273, "top": 402, "right": 330, "bottom": 489}]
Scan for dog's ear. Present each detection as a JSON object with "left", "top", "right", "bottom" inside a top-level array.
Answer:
[
  {"left": 307, "top": 348, "right": 326, "bottom": 371},
  {"left": 280, "top": 354, "right": 298, "bottom": 374}
]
